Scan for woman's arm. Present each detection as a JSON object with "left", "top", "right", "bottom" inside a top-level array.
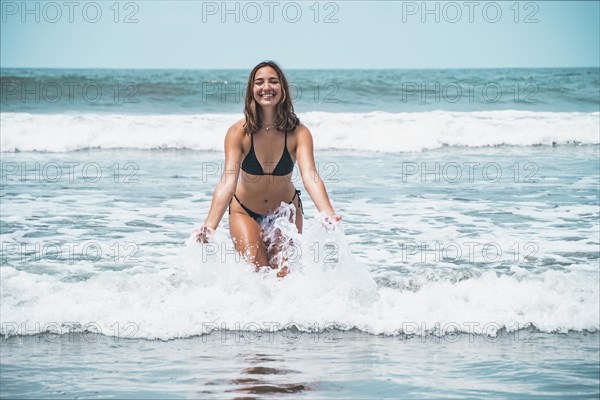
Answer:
[
  {"left": 296, "top": 125, "right": 341, "bottom": 221},
  {"left": 196, "top": 124, "right": 244, "bottom": 242}
]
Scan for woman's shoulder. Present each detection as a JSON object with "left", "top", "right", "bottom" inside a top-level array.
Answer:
[
  {"left": 225, "top": 119, "right": 246, "bottom": 139},
  {"left": 292, "top": 122, "right": 312, "bottom": 138},
  {"left": 229, "top": 118, "right": 246, "bottom": 133}
]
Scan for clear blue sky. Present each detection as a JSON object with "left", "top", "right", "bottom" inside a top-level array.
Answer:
[{"left": 1, "top": 0, "right": 598, "bottom": 69}]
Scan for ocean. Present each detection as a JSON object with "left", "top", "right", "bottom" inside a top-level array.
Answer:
[{"left": 1, "top": 67, "right": 599, "bottom": 399}]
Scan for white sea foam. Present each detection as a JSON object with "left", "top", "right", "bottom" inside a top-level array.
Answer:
[
  {"left": 1, "top": 111, "right": 598, "bottom": 153},
  {"left": 1, "top": 138, "right": 597, "bottom": 340},
  {"left": 1, "top": 215, "right": 598, "bottom": 340}
]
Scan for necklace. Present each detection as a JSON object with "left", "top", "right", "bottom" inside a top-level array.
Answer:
[{"left": 262, "top": 124, "right": 276, "bottom": 131}]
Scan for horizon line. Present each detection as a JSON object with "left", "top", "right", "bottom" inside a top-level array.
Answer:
[{"left": 2, "top": 65, "right": 599, "bottom": 71}]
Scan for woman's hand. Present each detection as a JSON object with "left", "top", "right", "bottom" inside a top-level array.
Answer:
[
  {"left": 276, "top": 266, "right": 289, "bottom": 278},
  {"left": 319, "top": 212, "right": 342, "bottom": 231},
  {"left": 194, "top": 226, "right": 214, "bottom": 243}
]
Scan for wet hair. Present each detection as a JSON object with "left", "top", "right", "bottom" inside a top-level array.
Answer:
[{"left": 243, "top": 61, "right": 300, "bottom": 136}]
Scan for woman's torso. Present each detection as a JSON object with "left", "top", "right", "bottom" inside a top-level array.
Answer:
[{"left": 235, "top": 126, "right": 298, "bottom": 214}]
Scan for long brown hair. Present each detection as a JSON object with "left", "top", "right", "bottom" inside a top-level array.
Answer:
[{"left": 243, "top": 61, "right": 299, "bottom": 136}]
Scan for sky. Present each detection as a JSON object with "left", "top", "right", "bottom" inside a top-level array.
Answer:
[{"left": 1, "top": 0, "right": 599, "bottom": 69}]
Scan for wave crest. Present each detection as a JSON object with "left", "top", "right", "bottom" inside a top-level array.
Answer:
[{"left": 2, "top": 111, "right": 598, "bottom": 153}]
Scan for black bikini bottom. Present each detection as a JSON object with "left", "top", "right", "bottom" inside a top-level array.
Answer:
[{"left": 229, "top": 190, "right": 303, "bottom": 223}]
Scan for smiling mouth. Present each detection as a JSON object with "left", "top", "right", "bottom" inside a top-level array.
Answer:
[{"left": 260, "top": 92, "right": 275, "bottom": 99}]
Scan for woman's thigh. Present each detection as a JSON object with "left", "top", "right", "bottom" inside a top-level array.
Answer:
[
  {"left": 268, "top": 200, "right": 303, "bottom": 264},
  {"left": 228, "top": 211, "right": 268, "bottom": 268}
]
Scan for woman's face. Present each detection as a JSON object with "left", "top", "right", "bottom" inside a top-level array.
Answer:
[{"left": 252, "top": 66, "right": 283, "bottom": 108}]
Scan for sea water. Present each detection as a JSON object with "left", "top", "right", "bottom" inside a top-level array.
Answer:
[{"left": 1, "top": 68, "right": 598, "bottom": 398}]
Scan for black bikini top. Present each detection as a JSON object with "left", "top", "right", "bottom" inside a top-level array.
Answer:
[{"left": 241, "top": 131, "right": 294, "bottom": 176}]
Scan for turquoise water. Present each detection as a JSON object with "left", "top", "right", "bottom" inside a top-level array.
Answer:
[
  {"left": 1, "top": 67, "right": 599, "bottom": 398},
  {"left": 1, "top": 67, "right": 598, "bottom": 114},
  {"left": 1, "top": 146, "right": 599, "bottom": 398},
  {"left": 1, "top": 331, "right": 598, "bottom": 399}
]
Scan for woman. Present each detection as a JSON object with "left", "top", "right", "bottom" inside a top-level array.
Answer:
[{"left": 195, "top": 61, "right": 341, "bottom": 277}]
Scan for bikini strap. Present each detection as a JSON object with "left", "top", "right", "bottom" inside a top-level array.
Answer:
[
  {"left": 295, "top": 189, "right": 303, "bottom": 215},
  {"left": 289, "top": 189, "right": 303, "bottom": 215}
]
